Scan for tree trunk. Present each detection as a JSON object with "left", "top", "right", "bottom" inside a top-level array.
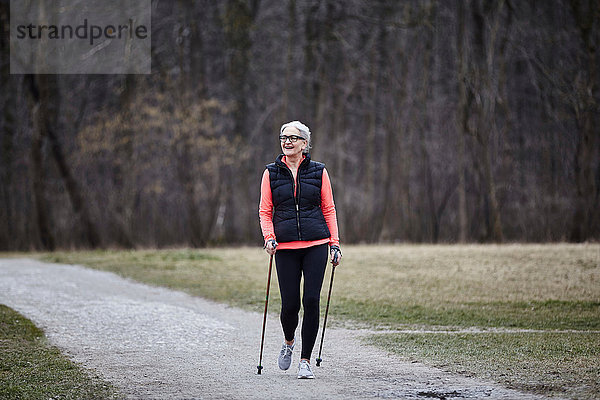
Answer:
[
  {"left": 471, "top": 0, "right": 505, "bottom": 242},
  {"left": 0, "top": 1, "right": 15, "bottom": 249},
  {"left": 481, "top": 135, "right": 504, "bottom": 242},
  {"left": 367, "top": 0, "right": 390, "bottom": 242},
  {"left": 280, "top": 0, "right": 296, "bottom": 121},
  {"left": 26, "top": 75, "right": 55, "bottom": 250},
  {"left": 47, "top": 125, "right": 101, "bottom": 247},
  {"left": 223, "top": 0, "right": 256, "bottom": 242},
  {"left": 569, "top": 0, "right": 599, "bottom": 242},
  {"left": 303, "top": 0, "right": 322, "bottom": 121},
  {"left": 456, "top": 0, "right": 469, "bottom": 242},
  {"left": 416, "top": 1, "right": 437, "bottom": 242}
]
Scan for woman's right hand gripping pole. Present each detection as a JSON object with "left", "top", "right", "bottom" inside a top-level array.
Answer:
[{"left": 264, "top": 239, "right": 278, "bottom": 255}]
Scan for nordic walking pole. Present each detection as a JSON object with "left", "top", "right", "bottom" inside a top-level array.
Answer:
[
  {"left": 316, "top": 262, "right": 336, "bottom": 367},
  {"left": 257, "top": 253, "right": 274, "bottom": 374}
]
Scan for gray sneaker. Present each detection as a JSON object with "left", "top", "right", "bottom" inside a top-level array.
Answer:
[
  {"left": 278, "top": 340, "right": 294, "bottom": 370},
  {"left": 297, "top": 360, "right": 315, "bottom": 379}
]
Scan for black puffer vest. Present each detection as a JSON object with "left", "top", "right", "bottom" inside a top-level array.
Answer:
[{"left": 266, "top": 154, "right": 330, "bottom": 242}]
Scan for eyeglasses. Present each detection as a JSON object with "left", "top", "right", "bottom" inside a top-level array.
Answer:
[{"left": 279, "top": 135, "right": 303, "bottom": 143}]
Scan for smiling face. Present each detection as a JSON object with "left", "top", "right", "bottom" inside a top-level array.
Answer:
[{"left": 280, "top": 126, "right": 307, "bottom": 157}]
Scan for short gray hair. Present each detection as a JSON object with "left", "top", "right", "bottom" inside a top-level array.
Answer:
[{"left": 280, "top": 120, "right": 311, "bottom": 154}]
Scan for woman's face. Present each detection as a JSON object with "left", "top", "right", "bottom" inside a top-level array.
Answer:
[{"left": 280, "top": 126, "right": 307, "bottom": 157}]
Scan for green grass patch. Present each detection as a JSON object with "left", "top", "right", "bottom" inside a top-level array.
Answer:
[
  {"left": 334, "top": 299, "right": 600, "bottom": 330},
  {"left": 368, "top": 331, "right": 600, "bottom": 400},
  {"left": 0, "top": 304, "right": 120, "bottom": 400}
]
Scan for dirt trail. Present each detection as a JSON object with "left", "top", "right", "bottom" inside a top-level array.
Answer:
[{"left": 0, "top": 259, "right": 552, "bottom": 399}]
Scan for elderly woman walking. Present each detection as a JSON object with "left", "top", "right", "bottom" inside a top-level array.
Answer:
[{"left": 258, "top": 120, "right": 342, "bottom": 379}]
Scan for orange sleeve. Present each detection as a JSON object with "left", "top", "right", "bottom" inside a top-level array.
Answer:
[
  {"left": 258, "top": 169, "right": 276, "bottom": 242},
  {"left": 321, "top": 168, "right": 340, "bottom": 248}
]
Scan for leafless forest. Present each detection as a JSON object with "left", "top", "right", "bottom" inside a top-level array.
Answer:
[{"left": 0, "top": 0, "right": 598, "bottom": 250}]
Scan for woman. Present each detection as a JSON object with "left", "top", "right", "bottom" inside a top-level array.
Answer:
[{"left": 259, "top": 120, "right": 341, "bottom": 379}]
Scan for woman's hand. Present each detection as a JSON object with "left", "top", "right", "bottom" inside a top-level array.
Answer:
[
  {"left": 264, "top": 239, "right": 278, "bottom": 255},
  {"left": 330, "top": 245, "right": 342, "bottom": 266}
]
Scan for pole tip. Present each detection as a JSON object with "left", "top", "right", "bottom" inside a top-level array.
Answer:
[
  {"left": 316, "top": 358, "right": 322, "bottom": 367},
  {"left": 257, "top": 365, "right": 263, "bottom": 374}
]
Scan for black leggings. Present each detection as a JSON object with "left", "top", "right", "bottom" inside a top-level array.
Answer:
[{"left": 275, "top": 244, "right": 328, "bottom": 360}]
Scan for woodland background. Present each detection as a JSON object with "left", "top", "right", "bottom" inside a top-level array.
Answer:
[{"left": 0, "top": 0, "right": 598, "bottom": 250}]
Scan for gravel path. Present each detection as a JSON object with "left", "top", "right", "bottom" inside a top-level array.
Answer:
[{"left": 0, "top": 258, "right": 552, "bottom": 400}]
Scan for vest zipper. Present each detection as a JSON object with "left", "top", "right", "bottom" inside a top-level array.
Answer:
[
  {"left": 282, "top": 159, "right": 304, "bottom": 241},
  {"left": 295, "top": 203, "right": 301, "bottom": 240},
  {"left": 294, "top": 173, "right": 302, "bottom": 241}
]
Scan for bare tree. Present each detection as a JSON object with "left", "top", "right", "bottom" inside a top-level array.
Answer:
[
  {"left": 1, "top": 0, "right": 598, "bottom": 249},
  {"left": 569, "top": 0, "right": 599, "bottom": 242}
]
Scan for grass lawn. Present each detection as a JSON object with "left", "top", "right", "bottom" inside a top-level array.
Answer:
[
  {"left": 0, "top": 305, "right": 120, "bottom": 400},
  {"left": 368, "top": 331, "right": 600, "bottom": 399},
  {"left": 15, "top": 243, "right": 600, "bottom": 399}
]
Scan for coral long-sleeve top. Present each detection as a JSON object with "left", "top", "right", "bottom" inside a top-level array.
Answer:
[{"left": 259, "top": 156, "right": 340, "bottom": 250}]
